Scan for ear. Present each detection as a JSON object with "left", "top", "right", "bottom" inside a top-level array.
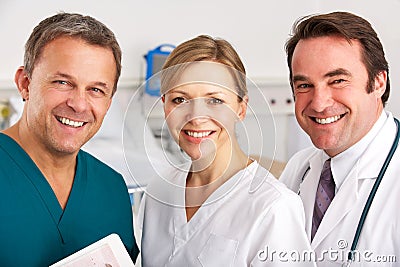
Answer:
[
  {"left": 14, "top": 67, "right": 30, "bottom": 101},
  {"left": 161, "top": 95, "right": 165, "bottom": 103},
  {"left": 373, "top": 71, "right": 387, "bottom": 99},
  {"left": 237, "top": 95, "right": 248, "bottom": 121}
]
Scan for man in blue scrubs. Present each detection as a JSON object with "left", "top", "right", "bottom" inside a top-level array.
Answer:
[{"left": 0, "top": 13, "right": 139, "bottom": 266}]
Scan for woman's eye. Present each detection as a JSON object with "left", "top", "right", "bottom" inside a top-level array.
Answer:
[
  {"left": 172, "top": 97, "right": 188, "bottom": 104},
  {"left": 208, "top": 98, "right": 224, "bottom": 105}
]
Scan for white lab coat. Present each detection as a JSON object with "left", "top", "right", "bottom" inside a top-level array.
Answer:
[
  {"left": 138, "top": 161, "right": 314, "bottom": 266},
  {"left": 280, "top": 112, "right": 400, "bottom": 266}
]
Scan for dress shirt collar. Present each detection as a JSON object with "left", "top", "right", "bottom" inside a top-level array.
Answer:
[{"left": 326, "top": 110, "right": 387, "bottom": 190}]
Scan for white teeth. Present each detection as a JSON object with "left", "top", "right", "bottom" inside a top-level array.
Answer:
[
  {"left": 186, "top": 131, "right": 212, "bottom": 138},
  {"left": 58, "top": 117, "right": 84, "bottom": 128},
  {"left": 315, "top": 115, "right": 341, "bottom": 125}
]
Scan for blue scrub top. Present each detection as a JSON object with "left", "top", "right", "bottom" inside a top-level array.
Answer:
[{"left": 0, "top": 133, "right": 139, "bottom": 266}]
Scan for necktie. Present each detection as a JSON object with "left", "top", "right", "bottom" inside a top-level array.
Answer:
[{"left": 311, "top": 159, "right": 335, "bottom": 240}]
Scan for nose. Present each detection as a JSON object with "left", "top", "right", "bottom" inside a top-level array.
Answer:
[
  {"left": 66, "top": 88, "right": 89, "bottom": 113},
  {"left": 309, "top": 85, "right": 333, "bottom": 113},
  {"left": 185, "top": 98, "right": 209, "bottom": 125}
]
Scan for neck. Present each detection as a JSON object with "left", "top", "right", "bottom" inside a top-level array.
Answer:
[
  {"left": 185, "top": 141, "right": 250, "bottom": 221},
  {"left": 187, "top": 140, "right": 250, "bottom": 187},
  {"left": 3, "top": 121, "right": 77, "bottom": 209}
]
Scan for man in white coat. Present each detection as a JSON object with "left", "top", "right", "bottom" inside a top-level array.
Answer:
[{"left": 280, "top": 11, "right": 399, "bottom": 266}]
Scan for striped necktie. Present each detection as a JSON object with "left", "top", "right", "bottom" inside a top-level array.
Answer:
[{"left": 311, "top": 159, "right": 335, "bottom": 240}]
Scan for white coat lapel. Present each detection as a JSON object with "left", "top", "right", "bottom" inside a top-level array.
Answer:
[
  {"left": 310, "top": 114, "right": 396, "bottom": 249},
  {"left": 314, "top": 114, "right": 396, "bottom": 239},
  {"left": 302, "top": 114, "right": 396, "bottom": 250},
  {"left": 357, "top": 114, "right": 396, "bottom": 179}
]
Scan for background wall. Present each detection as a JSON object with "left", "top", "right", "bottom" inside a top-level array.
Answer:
[
  {"left": 0, "top": 0, "right": 399, "bottom": 114},
  {"left": 0, "top": 0, "right": 399, "bottom": 166}
]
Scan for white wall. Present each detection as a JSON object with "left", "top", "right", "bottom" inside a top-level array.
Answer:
[
  {"left": 1, "top": 0, "right": 398, "bottom": 115},
  {"left": 0, "top": 0, "right": 399, "bottom": 166},
  {"left": 0, "top": 0, "right": 317, "bottom": 83}
]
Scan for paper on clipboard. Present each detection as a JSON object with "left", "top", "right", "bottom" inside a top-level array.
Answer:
[{"left": 49, "top": 233, "right": 135, "bottom": 267}]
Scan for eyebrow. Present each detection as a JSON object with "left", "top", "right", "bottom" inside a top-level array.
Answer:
[
  {"left": 51, "top": 72, "right": 74, "bottom": 80},
  {"left": 52, "top": 72, "right": 110, "bottom": 90},
  {"left": 292, "top": 75, "right": 308, "bottom": 83},
  {"left": 168, "top": 89, "right": 227, "bottom": 96},
  {"left": 324, "top": 68, "right": 352, "bottom": 78},
  {"left": 292, "top": 68, "right": 352, "bottom": 83}
]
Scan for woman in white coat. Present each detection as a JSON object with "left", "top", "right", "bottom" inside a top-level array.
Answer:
[{"left": 138, "top": 35, "right": 314, "bottom": 266}]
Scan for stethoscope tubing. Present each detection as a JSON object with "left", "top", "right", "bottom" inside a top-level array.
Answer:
[{"left": 346, "top": 117, "right": 400, "bottom": 264}]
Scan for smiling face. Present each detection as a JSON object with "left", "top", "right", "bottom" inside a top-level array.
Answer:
[
  {"left": 18, "top": 36, "right": 115, "bottom": 156},
  {"left": 162, "top": 65, "right": 247, "bottom": 161},
  {"left": 291, "top": 35, "right": 386, "bottom": 156}
]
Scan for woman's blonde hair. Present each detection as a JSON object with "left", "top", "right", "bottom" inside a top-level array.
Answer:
[{"left": 161, "top": 35, "right": 247, "bottom": 100}]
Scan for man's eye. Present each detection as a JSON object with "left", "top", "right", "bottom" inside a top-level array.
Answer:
[
  {"left": 298, "top": 84, "right": 311, "bottom": 89},
  {"left": 295, "top": 83, "right": 312, "bottom": 93},
  {"left": 55, "top": 80, "right": 68, "bottom": 85},
  {"left": 90, "top": 87, "right": 105, "bottom": 94},
  {"left": 172, "top": 97, "right": 188, "bottom": 104},
  {"left": 53, "top": 80, "right": 72, "bottom": 90},
  {"left": 332, "top": 79, "right": 346, "bottom": 84},
  {"left": 88, "top": 87, "right": 109, "bottom": 98}
]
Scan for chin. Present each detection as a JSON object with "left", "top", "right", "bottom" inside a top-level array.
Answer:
[
  {"left": 311, "top": 139, "right": 340, "bottom": 153},
  {"left": 186, "top": 151, "right": 202, "bottom": 161},
  {"left": 52, "top": 141, "right": 83, "bottom": 155}
]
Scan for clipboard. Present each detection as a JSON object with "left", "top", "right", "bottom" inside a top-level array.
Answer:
[{"left": 49, "top": 233, "right": 135, "bottom": 267}]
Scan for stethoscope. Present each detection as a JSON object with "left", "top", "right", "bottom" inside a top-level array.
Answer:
[{"left": 300, "top": 118, "right": 400, "bottom": 266}]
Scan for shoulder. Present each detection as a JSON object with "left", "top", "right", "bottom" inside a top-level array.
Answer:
[
  {"left": 78, "top": 150, "right": 124, "bottom": 180},
  {"left": 288, "top": 146, "right": 318, "bottom": 166},
  {"left": 0, "top": 133, "right": 22, "bottom": 156},
  {"left": 77, "top": 150, "right": 131, "bottom": 207},
  {"left": 279, "top": 146, "right": 319, "bottom": 190},
  {"left": 244, "top": 164, "right": 307, "bottom": 237},
  {"left": 248, "top": 162, "right": 303, "bottom": 210},
  {"left": 283, "top": 146, "right": 317, "bottom": 176}
]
